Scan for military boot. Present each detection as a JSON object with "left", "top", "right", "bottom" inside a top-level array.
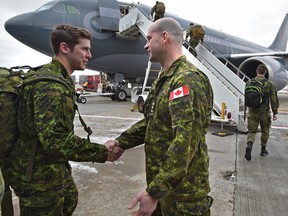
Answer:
[
  {"left": 245, "top": 143, "right": 253, "bottom": 161},
  {"left": 260, "top": 146, "right": 269, "bottom": 156}
]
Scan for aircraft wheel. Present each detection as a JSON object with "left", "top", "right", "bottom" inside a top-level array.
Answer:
[
  {"left": 80, "top": 97, "right": 87, "bottom": 104},
  {"left": 137, "top": 97, "right": 145, "bottom": 113},
  {"left": 111, "top": 95, "right": 116, "bottom": 101},
  {"left": 115, "top": 89, "right": 127, "bottom": 101}
]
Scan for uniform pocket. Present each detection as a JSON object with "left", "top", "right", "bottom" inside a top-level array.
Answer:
[
  {"left": 176, "top": 196, "right": 213, "bottom": 215},
  {"left": 19, "top": 187, "right": 65, "bottom": 208}
]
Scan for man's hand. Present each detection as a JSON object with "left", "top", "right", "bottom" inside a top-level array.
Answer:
[
  {"left": 273, "top": 115, "right": 277, "bottom": 121},
  {"left": 128, "top": 190, "right": 158, "bottom": 216},
  {"left": 104, "top": 140, "right": 124, "bottom": 161}
]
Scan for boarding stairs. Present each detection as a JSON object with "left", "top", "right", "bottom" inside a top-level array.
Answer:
[
  {"left": 184, "top": 43, "right": 249, "bottom": 132},
  {"left": 117, "top": 3, "right": 152, "bottom": 39},
  {"left": 117, "top": 4, "right": 248, "bottom": 132}
]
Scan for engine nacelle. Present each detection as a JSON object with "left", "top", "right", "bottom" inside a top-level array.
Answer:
[{"left": 238, "top": 56, "right": 288, "bottom": 91}]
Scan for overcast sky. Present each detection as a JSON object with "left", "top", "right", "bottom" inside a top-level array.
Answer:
[{"left": 1, "top": 0, "right": 288, "bottom": 69}]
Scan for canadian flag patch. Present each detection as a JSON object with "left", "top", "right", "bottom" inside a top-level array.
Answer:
[{"left": 169, "top": 85, "right": 189, "bottom": 101}]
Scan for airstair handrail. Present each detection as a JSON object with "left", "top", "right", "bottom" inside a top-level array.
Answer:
[
  {"left": 202, "top": 41, "right": 251, "bottom": 81},
  {"left": 183, "top": 41, "right": 246, "bottom": 99},
  {"left": 132, "top": 4, "right": 152, "bottom": 21}
]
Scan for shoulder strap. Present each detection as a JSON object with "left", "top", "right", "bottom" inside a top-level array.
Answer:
[
  {"left": 23, "top": 73, "right": 70, "bottom": 91},
  {"left": 74, "top": 104, "right": 92, "bottom": 142}
]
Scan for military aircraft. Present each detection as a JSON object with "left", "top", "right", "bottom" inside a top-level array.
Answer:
[{"left": 4, "top": 0, "right": 288, "bottom": 101}]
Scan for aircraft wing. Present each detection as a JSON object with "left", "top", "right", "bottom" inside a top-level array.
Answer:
[{"left": 231, "top": 51, "right": 288, "bottom": 59}]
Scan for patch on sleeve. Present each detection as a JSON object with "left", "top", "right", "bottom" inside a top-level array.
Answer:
[{"left": 169, "top": 85, "right": 189, "bottom": 101}]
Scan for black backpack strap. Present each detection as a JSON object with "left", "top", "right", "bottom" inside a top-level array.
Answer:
[{"left": 74, "top": 104, "right": 93, "bottom": 142}]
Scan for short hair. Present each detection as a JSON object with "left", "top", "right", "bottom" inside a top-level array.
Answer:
[
  {"left": 190, "top": 23, "right": 194, "bottom": 26},
  {"left": 154, "top": 18, "right": 184, "bottom": 45},
  {"left": 50, "top": 24, "right": 92, "bottom": 55},
  {"left": 256, "top": 64, "right": 267, "bottom": 75}
]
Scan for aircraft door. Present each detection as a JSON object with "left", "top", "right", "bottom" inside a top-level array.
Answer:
[{"left": 98, "top": 0, "right": 120, "bottom": 31}]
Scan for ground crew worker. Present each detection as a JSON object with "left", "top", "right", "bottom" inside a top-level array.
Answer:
[
  {"left": 115, "top": 17, "right": 214, "bottom": 215},
  {"left": 185, "top": 23, "right": 205, "bottom": 57},
  {"left": 150, "top": 1, "right": 165, "bottom": 22},
  {"left": 7, "top": 24, "right": 124, "bottom": 215},
  {"left": 245, "top": 64, "right": 279, "bottom": 161},
  {"left": 83, "top": 81, "right": 89, "bottom": 89}
]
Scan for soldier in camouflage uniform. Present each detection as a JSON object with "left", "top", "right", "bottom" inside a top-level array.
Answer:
[
  {"left": 150, "top": 1, "right": 165, "bottom": 22},
  {"left": 185, "top": 23, "right": 202, "bottom": 57},
  {"left": 116, "top": 18, "right": 213, "bottom": 216},
  {"left": 245, "top": 64, "right": 279, "bottom": 161},
  {"left": 8, "top": 24, "right": 123, "bottom": 215}
]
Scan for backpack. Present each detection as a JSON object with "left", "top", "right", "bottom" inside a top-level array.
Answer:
[
  {"left": 155, "top": 2, "right": 165, "bottom": 14},
  {"left": 245, "top": 78, "right": 267, "bottom": 108},
  {"left": 0, "top": 66, "right": 92, "bottom": 168},
  {"left": 192, "top": 25, "right": 205, "bottom": 40},
  {"left": 0, "top": 66, "right": 28, "bottom": 166}
]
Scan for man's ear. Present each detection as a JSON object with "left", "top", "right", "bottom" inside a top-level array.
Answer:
[
  {"left": 59, "top": 42, "right": 69, "bottom": 54},
  {"left": 161, "top": 31, "right": 168, "bottom": 45}
]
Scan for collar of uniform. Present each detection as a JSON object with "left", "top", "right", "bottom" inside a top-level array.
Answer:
[
  {"left": 51, "top": 58, "right": 70, "bottom": 79},
  {"left": 159, "top": 55, "right": 186, "bottom": 79},
  {"left": 256, "top": 75, "right": 266, "bottom": 80}
]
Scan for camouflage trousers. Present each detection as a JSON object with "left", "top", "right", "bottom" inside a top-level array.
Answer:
[
  {"left": 14, "top": 174, "right": 78, "bottom": 216},
  {"left": 188, "top": 39, "right": 200, "bottom": 57},
  {"left": 247, "top": 110, "right": 272, "bottom": 146},
  {"left": 1, "top": 166, "right": 14, "bottom": 216},
  {"left": 152, "top": 195, "right": 213, "bottom": 216}
]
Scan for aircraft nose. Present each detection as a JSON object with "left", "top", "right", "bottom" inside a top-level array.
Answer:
[{"left": 5, "top": 13, "right": 33, "bottom": 45}]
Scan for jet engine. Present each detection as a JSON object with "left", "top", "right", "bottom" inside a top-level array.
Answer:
[{"left": 238, "top": 56, "right": 288, "bottom": 91}]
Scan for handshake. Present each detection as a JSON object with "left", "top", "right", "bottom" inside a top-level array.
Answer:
[{"left": 104, "top": 140, "right": 124, "bottom": 162}]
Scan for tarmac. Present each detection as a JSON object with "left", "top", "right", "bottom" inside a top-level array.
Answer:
[
  {"left": 7, "top": 89, "right": 288, "bottom": 216},
  {"left": 235, "top": 90, "right": 288, "bottom": 216}
]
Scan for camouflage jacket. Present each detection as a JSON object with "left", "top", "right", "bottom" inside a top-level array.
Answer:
[
  {"left": 247, "top": 76, "right": 279, "bottom": 115},
  {"left": 9, "top": 59, "right": 107, "bottom": 190},
  {"left": 186, "top": 26, "right": 202, "bottom": 43},
  {"left": 117, "top": 56, "right": 213, "bottom": 202}
]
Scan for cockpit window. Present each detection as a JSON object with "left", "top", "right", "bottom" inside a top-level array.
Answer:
[
  {"left": 52, "top": 3, "right": 80, "bottom": 14},
  {"left": 52, "top": 3, "right": 66, "bottom": 13},
  {"left": 35, "top": 2, "right": 54, "bottom": 11},
  {"left": 66, "top": 5, "right": 80, "bottom": 14}
]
